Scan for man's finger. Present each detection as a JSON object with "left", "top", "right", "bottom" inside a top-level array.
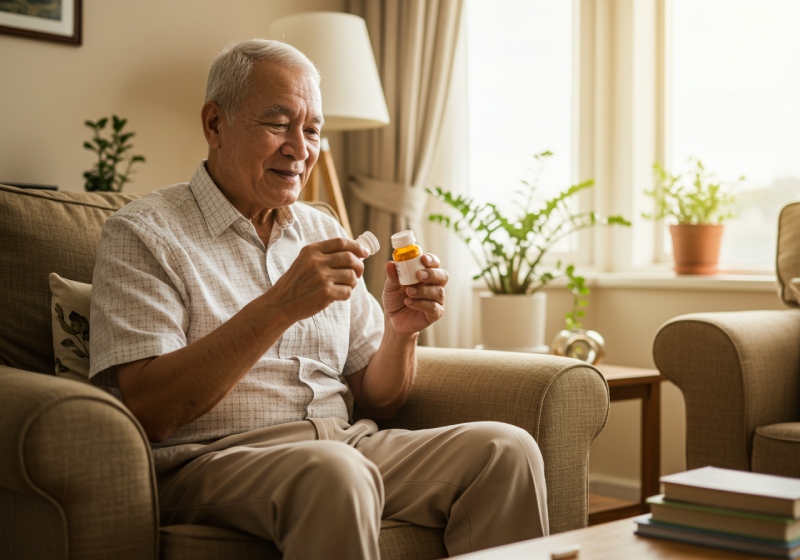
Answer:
[
  {"left": 323, "top": 250, "right": 365, "bottom": 272},
  {"left": 417, "top": 267, "right": 449, "bottom": 286},
  {"left": 402, "top": 298, "right": 445, "bottom": 322},
  {"left": 315, "top": 237, "right": 368, "bottom": 258},
  {"left": 421, "top": 253, "right": 441, "bottom": 268},
  {"left": 405, "top": 284, "right": 446, "bottom": 305}
]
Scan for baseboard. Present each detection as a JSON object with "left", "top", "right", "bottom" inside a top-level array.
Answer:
[{"left": 589, "top": 474, "right": 641, "bottom": 502}]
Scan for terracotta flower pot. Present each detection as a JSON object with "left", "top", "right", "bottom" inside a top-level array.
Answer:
[{"left": 669, "top": 224, "right": 724, "bottom": 275}]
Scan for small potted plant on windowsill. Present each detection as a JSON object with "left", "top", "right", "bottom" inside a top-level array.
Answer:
[
  {"left": 427, "top": 151, "right": 630, "bottom": 353},
  {"left": 644, "top": 158, "right": 743, "bottom": 275}
]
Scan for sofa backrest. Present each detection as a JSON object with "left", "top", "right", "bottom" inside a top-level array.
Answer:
[
  {"left": 777, "top": 202, "right": 800, "bottom": 308},
  {"left": 0, "top": 185, "right": 138, "bottom": 374},
  {"left": 0, "top": 183, "right": 341, "bottom": 375}
]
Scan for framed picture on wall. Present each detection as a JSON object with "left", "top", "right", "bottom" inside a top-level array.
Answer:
[{"left": 0, "top": 0, "right": 82, "bottom": 45}]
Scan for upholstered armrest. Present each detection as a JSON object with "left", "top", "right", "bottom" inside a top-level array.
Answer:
[
  {"left": 378, "top": 347, "right": 609, "bottom": 534},
  {"left": 653, "top": 310, "right": 800, "bottom": 472},
  {"left": 0, "top": 365, "right": 159, "bottom": 559}
]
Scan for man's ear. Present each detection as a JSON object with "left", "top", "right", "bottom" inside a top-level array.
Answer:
[{"left": 201, "top": 101, "right": 224, "bottom": 149}]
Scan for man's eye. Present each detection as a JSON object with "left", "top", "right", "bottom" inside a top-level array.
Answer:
[
  {"left": 269, "top": 123, "right": 288, "bottom": 130},
  {"left": 305, "top": 128, "right": 320, "bottom": 137}
]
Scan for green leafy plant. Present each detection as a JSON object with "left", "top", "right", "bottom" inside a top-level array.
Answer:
[
  {"left": 644, "top": 158, "right": 743, "bottom": 225},
  {"left": 83, "top": 115, "right": 146, "bottom": 192},
  {"left": 427, "top": 151, "right": 630, "bottom": 312},
  {"left": 564, "top": 267, "right": 589, "bottom": 330}
]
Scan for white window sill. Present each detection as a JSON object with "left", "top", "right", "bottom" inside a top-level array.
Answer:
[{"left": 540, "top": 268, "right": 778, "bottom": 293}]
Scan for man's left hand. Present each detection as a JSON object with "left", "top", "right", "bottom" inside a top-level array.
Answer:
[{"left": 382, "top": 254, "right": 448, "bottom": 334}]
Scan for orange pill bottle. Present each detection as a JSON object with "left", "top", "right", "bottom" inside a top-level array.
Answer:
[{"left": 391, "top": 230, "right": 426, "bottom": 285}]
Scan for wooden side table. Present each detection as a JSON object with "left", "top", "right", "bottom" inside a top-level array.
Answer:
[{"left": 588, "top": 364, "right": 664, "bottom": 525}]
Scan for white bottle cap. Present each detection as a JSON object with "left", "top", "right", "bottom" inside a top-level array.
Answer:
[
  {"left": 355, "top": 231, "right": 380, "bottom": 257},
  {"left": 391, "top": 230, "right": 416, "bottom": 249}
]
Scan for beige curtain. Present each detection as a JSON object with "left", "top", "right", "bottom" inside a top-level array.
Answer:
[{"left": 345, "top": 1, "right": 465, "bottom": 342}]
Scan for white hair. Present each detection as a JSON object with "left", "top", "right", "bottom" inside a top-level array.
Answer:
[{"left": 205, "top": 39, "right": 321, "bottom": 125}]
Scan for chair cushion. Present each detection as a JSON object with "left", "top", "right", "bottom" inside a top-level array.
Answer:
[
  {"left": 777, "top": 202, "right": 800, "bottom": 307},
  {"left": 0, "top": 185, "right": 137, "bottom": 374},
  {"left": 160, "top": 525, "right": 280, "bottom": 560},
  {"left": 752, "top": 422, "right": 800, "bottom": 478},
  {"left": 159, "top": 520, "right": 446, "bottom": 560}
]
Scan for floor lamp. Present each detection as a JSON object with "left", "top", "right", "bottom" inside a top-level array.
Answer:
[{"left": 268, "top": 12, "right": 391, "bottom": 238}]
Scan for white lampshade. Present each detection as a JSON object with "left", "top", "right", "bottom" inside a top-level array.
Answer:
[{"left": 267, "top": 11, "right": 390, "bottom": 132}]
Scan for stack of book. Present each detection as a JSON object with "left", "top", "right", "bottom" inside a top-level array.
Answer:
[{"left": 635, "top": 466, "right": 800, "bottom": 558}]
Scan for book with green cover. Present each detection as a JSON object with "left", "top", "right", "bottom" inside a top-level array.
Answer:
[
  {"left": 661, "top": 467, "right": 800, "bottom": 518},
  {"left": 635, "top": 515, "right": 800, "bottom": 559},
  {"left": 648, "top": 494, "right": 800, "bottom": 542}
]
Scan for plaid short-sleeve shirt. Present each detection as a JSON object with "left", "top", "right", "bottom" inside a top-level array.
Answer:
[{"left": 89, "top": 163, "right": 384, "bottom": 447}]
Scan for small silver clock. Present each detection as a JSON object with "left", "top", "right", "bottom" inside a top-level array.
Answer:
[{"left": 551, "top": 329, "right": 605, "bottom": 365}]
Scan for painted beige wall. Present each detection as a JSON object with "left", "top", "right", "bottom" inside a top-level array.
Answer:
[
  {"left": 542, "top": 282, "right": 787, "bottom": 496},
  {"left": 0, "top": 0, "right": 344, "bottom": 194}
]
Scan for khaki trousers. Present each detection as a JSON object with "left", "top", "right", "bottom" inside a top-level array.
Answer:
[{"left": 153, "top": 418, "right": 548, "bottom": 560}]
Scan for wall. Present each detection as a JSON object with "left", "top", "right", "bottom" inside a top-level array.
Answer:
[
  {"left": 542, "top": 279, "right": 787, "bottom": 499},
  {"left": 0, "top": 0, "right": 344, "bottom": 194}
]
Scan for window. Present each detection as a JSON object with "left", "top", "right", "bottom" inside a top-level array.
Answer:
[
  {"left": 668, "top": 0, "right": 800, "bottom": 268},
  {"left": 459, "top": 0, "right": 796, "bottom": 275},
  {"left": 464, "top": 0, "right": 574, "bottom": 218}
]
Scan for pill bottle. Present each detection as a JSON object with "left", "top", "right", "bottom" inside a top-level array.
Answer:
[
  {"left": 391, "top": 230, "right": 426, "bottom": 285},
  {"left": 355, "top": 231, "right": 380, "bottom": 259}
]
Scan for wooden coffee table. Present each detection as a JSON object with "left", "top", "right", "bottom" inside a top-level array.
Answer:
[{"left": 450, "top": 516, "right": 767, "bottom": 559}]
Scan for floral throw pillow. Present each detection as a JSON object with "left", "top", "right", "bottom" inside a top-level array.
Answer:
[{"left": 49, "top": 272, "right": 91, "bottom": 383}]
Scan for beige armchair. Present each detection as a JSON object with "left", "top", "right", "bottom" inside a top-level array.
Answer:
[
  {"left": 653, "top": 202, "right": 800, "bottom": 479},
  {"left": 0, "top": 184, "right": 609, "bottom": 559}
]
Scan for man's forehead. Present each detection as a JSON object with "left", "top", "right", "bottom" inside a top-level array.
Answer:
[{"left": 260, "top": 103, "right": 324, "bottom": 126}]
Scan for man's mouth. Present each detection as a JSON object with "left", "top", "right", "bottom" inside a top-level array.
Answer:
[{"left": 272, "top": 169, "right": 302, "bottom": 179}]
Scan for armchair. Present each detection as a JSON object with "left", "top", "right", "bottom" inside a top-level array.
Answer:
[
  {"left": 653, "top": 202, "right": 800, "bottom": 478},
  {"left": 0, "top": 184, "right": 609, "bottom": 559}
]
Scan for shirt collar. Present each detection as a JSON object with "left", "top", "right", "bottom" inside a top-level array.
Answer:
[
  {"left": 275, "top": 205, "right": 296, "bottom": 230},
  {"left": 190, "top": 163, "right": 243, "bottom": 238},
  {"left": 189, "top": 162, "right": 296, "bottom": 238}
]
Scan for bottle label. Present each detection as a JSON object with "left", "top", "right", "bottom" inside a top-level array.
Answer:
[{"left": 394, "top": 255, "right": 426, "bottom": 285}]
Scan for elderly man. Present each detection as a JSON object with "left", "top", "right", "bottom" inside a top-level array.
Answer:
[{"left": 89, "top": 39, "right": 548, "bottom": 559}]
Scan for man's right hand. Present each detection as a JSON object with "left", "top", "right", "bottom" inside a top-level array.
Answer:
[{"left": 263, "top": 237, "right": 369, "bottom": 323}]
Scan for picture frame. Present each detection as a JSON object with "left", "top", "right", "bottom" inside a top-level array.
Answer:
[{"left": 0, "top": 0, "right": 82, "bottom": 45}]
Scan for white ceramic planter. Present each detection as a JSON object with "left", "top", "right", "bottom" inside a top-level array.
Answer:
[{"left": 479, "top": 292, "right": 549, "bottom": 353}]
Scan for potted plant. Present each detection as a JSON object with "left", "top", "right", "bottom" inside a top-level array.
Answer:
[
  {"left": 427, "top": 151, "right": 630, "bottom": 352},
  {"left": 83, "top": 115, "right": 146, "bottom": 192},
  {"left": 644, "top": 158, "right": 743, "bottom": 274}
]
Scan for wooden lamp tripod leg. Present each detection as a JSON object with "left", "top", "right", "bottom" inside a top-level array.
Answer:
[{"left": 307, "top": 137, "right": 353, "bottom": 238}]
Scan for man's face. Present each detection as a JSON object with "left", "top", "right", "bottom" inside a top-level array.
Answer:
[{"left": 209, "top": 61, "right": 323, "bottom": 212}]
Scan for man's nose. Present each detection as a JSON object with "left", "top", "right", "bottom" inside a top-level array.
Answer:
[{"left": 281, "top": 127, "right": 310, "bottom": 160}]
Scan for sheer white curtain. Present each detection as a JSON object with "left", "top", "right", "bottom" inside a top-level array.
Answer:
[
  {"left": 344, "top": 0, "right": 465, "bottom": 345},
  {"left": 421, "top": 30, "right": 474, "bottom": 348}
]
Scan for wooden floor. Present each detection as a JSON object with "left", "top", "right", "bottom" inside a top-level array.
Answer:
[{"left": 588, "top": 493, "right": 644, "bottom": 525}]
